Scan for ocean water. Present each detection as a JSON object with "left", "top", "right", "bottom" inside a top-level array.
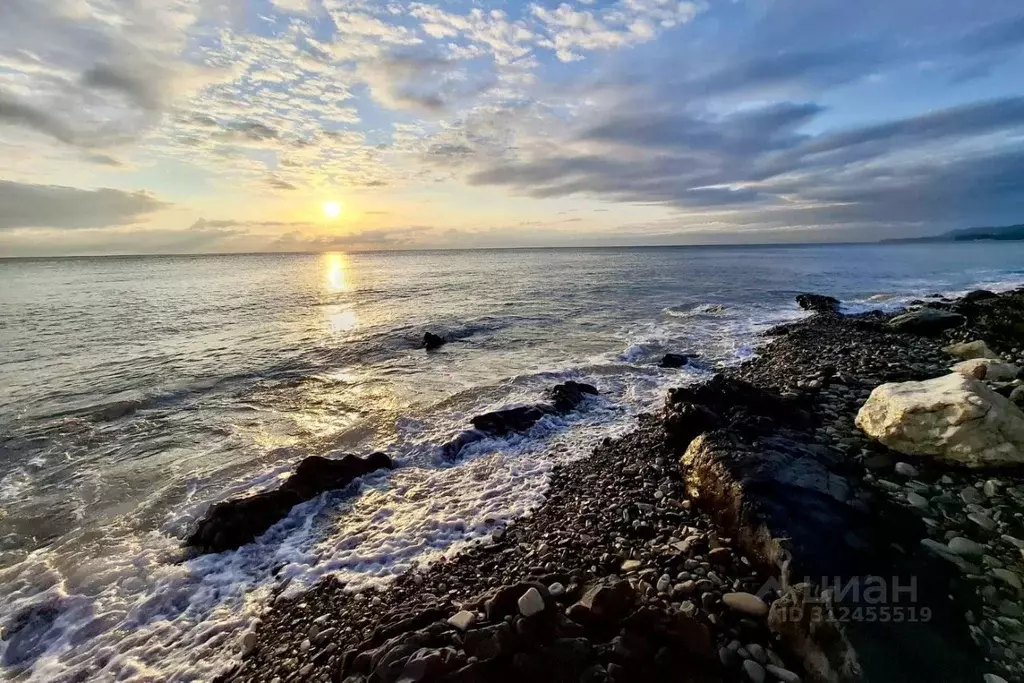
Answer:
[{"left": 2, "top": 242, "right": 1024, "bottom": 681}]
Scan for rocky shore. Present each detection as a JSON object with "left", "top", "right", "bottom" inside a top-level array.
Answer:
[{"left": 218, "top": 288, "right": 1024, "bottom": 683}]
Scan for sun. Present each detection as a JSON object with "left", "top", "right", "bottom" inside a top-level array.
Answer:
[{"left": 322, "top": 200, "right": 342, "bottom": 219}]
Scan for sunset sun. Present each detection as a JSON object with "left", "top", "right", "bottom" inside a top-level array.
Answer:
[{"left": 322, "top": 200, "right": 342, "bottom": 219}]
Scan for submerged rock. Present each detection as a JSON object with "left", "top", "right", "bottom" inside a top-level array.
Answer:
[
  {"left": 887, "top": 308, "right": 965, "bottom": 335},
  {"left": 186, "top": 452, "right": 393, "bottom": 553},
  {"left": 470, "top": 382, "right": 598, "bottom": 437},
  {"left": 855, "top": 373, "right": 1024, "bottom": 467},
  {"left": 796, "top": 293, "right": 841, "bottom": 315},
  {"left": 659, "top": 353, "right": 691, "bottom": 368},
  {"left": 421, "top": 332, "right": 446, "bottom": 350}
]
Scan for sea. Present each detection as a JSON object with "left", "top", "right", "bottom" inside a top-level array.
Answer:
[{"left": 2, "top": 242, "right": 1024, "bottom": 681}]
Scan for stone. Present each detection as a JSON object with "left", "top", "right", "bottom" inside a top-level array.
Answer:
[
  {"left": 765, "top": 664, "right": 801, "bottom": 683},
  {"left": 470, "top": 382, "right": 598, "bottom": 436},
  {"left": 887, "top": 308, "right": 965, "bottom": 335},
  {"left": 548, "top": 582, "right": 565, "bottom": 598},
  {"left": 485, "top": 583, "right": 548, "bottom": 622},
  {"left": 796, "top": 293, "right": 841, "bottom": 315},
  {"left": 421, "top": 332, "right": 445, "bottom": 350},
  {"left": 944, "top": 340, "right": 1000, "bottom": 360},
  {"left": 948, "top": 537, "right": 985, "bottom": 556},
  {"left": 574, "top": 580, "right": 636, "bottom": 623},
  {"left": 620, "top": 559, "right": 642, "bottom": 573},
  {"left": 746, "top": 643, "right": 768, "bottom": 664},
  {"left": 1011, "top": 386, "right": 1024, "bottom": 408},
  {"left": 983, "top": 479, "right": 999, "bottom": 498},
  {"left": 659, "top": 353, "right": 691, "bottom": 369},
  {"left": 951, "top": 358, "right": 1020, "bottom": 382},
  {"left": 447, "top": 610, "right": 476, "bottom": 631},
  {"left": 968, "top": 513, "right": 996, "bottom": 531},
  {"left": 722, "top": 593, "right": 769, "bottom": 618},
  {"left": 186, "top": 452, "right": 394, "bottom": 553},
  {"left": 894, "top": 462, "right": 919, "bottom": 477},
  {"left": 992, "top": 568, "right": 1022, "bottom": 590},
  {"left": 906, "top": 492, "right": 930, "bottom": 510},
  {"left": 742, "top": 659, "right": 767, "bottom": 683},
  {"left": 656, "top": 574, "right": 671, "bottom": 593},
  {"left": 855, "top": 373, "right": 1024, "bottom": 468},
  {"left": 983, "top": 675, "right": 1009, "bottom": 683},
  {"left": 518, "top": 587, "right": 546, "bottom": 617},
  {"left": 961, "top": 487, "right": 982, "bottom": 504}
]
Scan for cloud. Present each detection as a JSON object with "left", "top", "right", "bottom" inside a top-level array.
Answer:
[{"left": 0, "top": 180, "right": 169, "bottom": 230}]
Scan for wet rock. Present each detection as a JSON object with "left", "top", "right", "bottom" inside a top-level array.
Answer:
[
  {"left": 796, "top": 294, "right": 841, "bottom": 315},
  {"left": 855, "top": 373, "right": 1024, "bottom": 467},
  {"left": 470, "top": 382, "right": 598, "bottom": 437},
  {"left": 421, "top": 332, "right": 446, "bottom": 350},
  {"left": 659, "top": 353, "right": 691, "bottom": 369},
  {"left": 546, "top": 381, "right": 599, "bottom": 413},
  {"left": 948, "top": 537, "right": 985, "bottom": 556},
  {"left": 187, "top": 452, "right": 393, "bottom": 553},
  {"left": 964, "top": 290, "right": 998, "bottom": 303},
  {"left": 887, "top": 308, "right": 965, "bottom": 335}
]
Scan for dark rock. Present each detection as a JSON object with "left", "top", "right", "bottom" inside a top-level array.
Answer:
[
  {"left": 547, "top": 381, "right": 598, "bottom": 413},
  {"left": 572, "top": 580, "right": 636, "bottom": 624},
  {"left": 963, "top": 289, "right": 998, "bottom": 303},
  {"left": 659, "top": 353, "right": 691, "bottom": 369},
  {"left": 462, "top": 623, "right": 513, "bottom": 662},
  {"left": 796, "top": 293, "right": 841, "bottom": 315},
  {"left": 469, "top": 383, "right": 598, "bottom": 437},
  {"left": 887, "top": 308, "right": 965, "bottom": 335},
  {"left": 663, "top": 402, "right": 719, "bottom": 450},
  {"left": 484, "top": 582, "right": 550, "bottom": 622},
  {"left": 666, "top": 374, "right": 809, "bottom": 429},
  {"left": 422, "top": 332, "right": 446, "bottom": 350},
  {"left": 186, "top": 452, "right": 393, "bottom": 553},
  {"left": 471, "top": 406, "right": 549, "bottom": 436}
]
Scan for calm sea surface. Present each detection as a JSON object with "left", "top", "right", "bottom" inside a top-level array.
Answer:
[{"left": 2, "top": 243, "right": 1024, "bottom": 681}]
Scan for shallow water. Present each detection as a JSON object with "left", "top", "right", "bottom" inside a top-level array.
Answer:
[{"left": 2, "top": 243, "right": 1024, "bottom": 681}]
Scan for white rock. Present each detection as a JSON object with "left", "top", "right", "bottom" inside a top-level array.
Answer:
[
  {"left": 548, "top": 582, "right": 565, "bottom": 598},
  {"left": 895, "top": 462, "right": 920, "bottom": 477},
  {"left": 621, "top": 559, "right": 642, "bottom": 573},
  {"left": 948, "top": 537, "right": 985, "bottom": 556},
  {"left": 984, "top": 479, "right": 1000, "bottom": 498},
  {"left": 722, "top": 592, "right": 769, "bottom": 617},
  {"left": 984, "top": 674, "right": 1009, "bottom": 683},
  {"left": 447, "top": 610, "right": 476, "bottom": 631},
  {"left": 518, "top": 587, "right": 546, "bottom": 617},
  {"left": 952, "top": 358, "right": 1021, "bottom": 382},
  {"left": 656, "top": 574, "right": 671, "bottom": 593},
  {"left": 944, "top": 340, "right": 1000, "bottom": 360},
  {"left": 855, "top": 373, "right": 1024, "bottom": 468}
]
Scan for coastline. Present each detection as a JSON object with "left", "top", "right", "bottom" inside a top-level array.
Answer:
[{"left": 220, "top": 289, "right": 1024, "bottom": 683}]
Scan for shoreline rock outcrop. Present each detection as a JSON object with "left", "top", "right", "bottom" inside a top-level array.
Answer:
[{"left": 187, "top": 452, "right": 393, "bottom": 554}]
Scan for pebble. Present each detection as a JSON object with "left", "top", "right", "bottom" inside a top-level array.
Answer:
[
  {"left": 991, "top": 568, "right": 1022, "bottom": 590},
  {"left": 742, "top": 659, "right": 767, "bottom": 683},
  {"left": 448, "top": 610, "right": 476, "bottom": 631},
  {"left": 948, "top": 537, "right": 985, "bottom": 556},
  {"left": 656, "top": 574, "right": 671, "bottom": 593},
  {"left": 240, "top": 632, "right": 257, "bottom": 657},
  {"left": 983, "top": 675, "right": 1009, "bottom": 683},
  {"left": 984, "top": 480, "right": 1000, "bottom": 498},
  {"left": 548, "top": 582, "right": 565, "bottom": 598},
  {"left": 906, "top": 492, "right": 929, "bottom": 510},
  {"left": 746, "top": 643, "right": 768, "bottom": 664},
  {"left": 766, "top": 664, "right": 802, "bottom": 683},
  {"left": 722, "top": 592, "right": 769, "bottom": 618},
  {"left": 968, "top": 513, "right": 997, "bottom": 531},
  {"left": 518, "top": 587, "right": 546, "bottom": 617},
  {"left": 961, "top": 487, "right": 982, "bottom": 505},
  {"left": 621, "top": 559, "right": 642, "bottom": 573},
  {"left": 894, "top": 462, "right": 919, "bottom": 477}
]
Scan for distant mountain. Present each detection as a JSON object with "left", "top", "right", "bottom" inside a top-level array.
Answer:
[{"left": 883, "top": 223, "right": 1024, "bottom": 243}]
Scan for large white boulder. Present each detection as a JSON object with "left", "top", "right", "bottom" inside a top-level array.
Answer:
[
  {"left": 943, "top": 340, "right": 1000, "bottom": 360},
  {"left": 951, "top": 358, "right": 1020, "bottom": 381},
  {"left": 855, "top": 373, "right": 1024, "bottom": 467}
]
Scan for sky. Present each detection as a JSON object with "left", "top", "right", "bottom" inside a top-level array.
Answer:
[{"left": 1, "top": 0, "right": 1024, "bottom": 255}]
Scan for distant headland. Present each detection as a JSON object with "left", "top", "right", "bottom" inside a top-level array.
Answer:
[{"left": 883, "top": 223, "right": 1024, "bottom": 243}]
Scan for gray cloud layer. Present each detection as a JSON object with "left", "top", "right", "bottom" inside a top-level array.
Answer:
[{"left": 0, "top": 180, "right": 168, "bottom": 230}]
